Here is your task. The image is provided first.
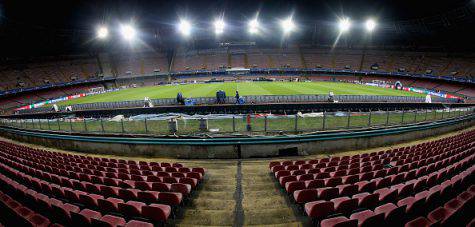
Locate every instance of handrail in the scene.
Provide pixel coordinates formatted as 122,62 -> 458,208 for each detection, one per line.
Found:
1,114 -> 473,146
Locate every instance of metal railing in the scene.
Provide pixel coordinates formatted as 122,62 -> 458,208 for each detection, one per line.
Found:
2,107 -> 474,137
17,94 -> 458,114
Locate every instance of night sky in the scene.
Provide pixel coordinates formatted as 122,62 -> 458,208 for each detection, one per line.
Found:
0,0 -> 474,56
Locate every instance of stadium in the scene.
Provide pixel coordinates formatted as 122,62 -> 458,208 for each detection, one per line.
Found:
0,0 -> 474,226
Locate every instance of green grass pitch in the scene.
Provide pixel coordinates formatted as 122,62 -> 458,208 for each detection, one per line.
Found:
59,81 -> 425,105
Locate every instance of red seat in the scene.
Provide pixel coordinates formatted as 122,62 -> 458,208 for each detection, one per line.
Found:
27,214 -> 51,227
118,201 -> 145,217
359,172 -> 374,181
285,181 -> 306,194
317,187 -> 339,200
100,185 -> 120,197
294,189 -> 318,204
392,183 -> 414,198
51,203 -> 80,224
350,210 -> 384,227
374,203 -> 405,225
98,197 -> 124,213
71,209 -> 102,225
146,175 -> 162,182
356,181 -> 376,193
171,183 -> 191,196
374,188 -> 397,204
125,220 -> 154,227
352,193 -> 379,209
391,173 -> 405,185
135,181 -> 152,191
291,169 -> 306,176
397,196 -> 425,216
297,173 -> 314,182
137,191 -> 159,203
404,217 -> 436,227
427,207 -> 455,225
152,182 -> 171,192
79,193 -> 104,208
92,215 -> 126,227
179,177 -> 198,188
325,177 -> 343,187
331,197 -> 358,215
185,172 -> 203,181
158,192 -> 183,206
119,188 -> 140,201
275,170 -> 290,179
337,184 -> 358,197
342,175 -> 359,184
142,204 -> 171,222
279,176 -> 297,187
305,179 -> 325,189
65,189 -> 87,203
191,167 -> 205,175
443,198 -> 464,211
321,216 -> 358,227
374,177 -> 391,189
304,200 -> 334,219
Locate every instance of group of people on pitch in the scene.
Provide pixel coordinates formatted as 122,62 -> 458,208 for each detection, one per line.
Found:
176,90 -> 242,105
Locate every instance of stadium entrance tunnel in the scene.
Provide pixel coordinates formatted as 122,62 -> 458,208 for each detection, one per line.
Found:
0,114 -> 474,159
278,147 -> 299,157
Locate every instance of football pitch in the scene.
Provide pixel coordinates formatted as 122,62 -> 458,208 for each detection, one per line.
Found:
59,81 -> 425,105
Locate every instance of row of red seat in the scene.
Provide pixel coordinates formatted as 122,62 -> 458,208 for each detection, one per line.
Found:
271,136 -> 470,175
303,154 -> 473,219
269,135 -> 468,170
405,184 -> 474,226
270,130 -> 475,226
0,151 -> 198,195
0,142 -> 204,179
274,133 -> 473,193
0,159 -> 172,226
289,146 -> 473,198
0,142 -> 205,195
278,139 -> 472,195
0,151 -> 187,205
0,142 -> 205,175
0,141 -> 208,226
0,172 -> 158,227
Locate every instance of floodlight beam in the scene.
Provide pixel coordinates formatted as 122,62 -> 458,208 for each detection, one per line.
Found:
280,17 -> 295,34
365,19 -> 376,32
97,26 -> 108,39
214,19 -> 225,35
178,19 -> 192,36
338,18 -> 351,33
248,19 -> 259,34
120,24 -> 136,41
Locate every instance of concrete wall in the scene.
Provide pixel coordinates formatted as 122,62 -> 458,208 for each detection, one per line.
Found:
1,118 -> 474,159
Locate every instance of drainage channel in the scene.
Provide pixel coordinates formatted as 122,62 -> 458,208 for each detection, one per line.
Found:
233,160 -> 244,227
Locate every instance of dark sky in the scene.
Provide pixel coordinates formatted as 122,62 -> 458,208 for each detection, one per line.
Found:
1,0 -> 472,30
0,0 -> 474,57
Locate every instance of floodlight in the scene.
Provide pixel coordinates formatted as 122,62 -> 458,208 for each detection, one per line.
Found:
248,19 -> 259,34
365,19 -> 376,32
280,17 -> 295,34
338,18 -> 351,33
120,24 -> 136,41
96,26 -> 108,39
214,19 -> 225,35
178,19 -> 192,36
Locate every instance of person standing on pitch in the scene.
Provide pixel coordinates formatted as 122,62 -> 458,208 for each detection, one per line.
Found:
235,90 -> 240,104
